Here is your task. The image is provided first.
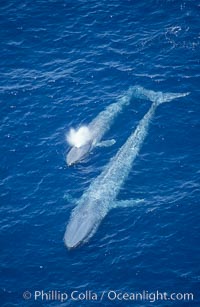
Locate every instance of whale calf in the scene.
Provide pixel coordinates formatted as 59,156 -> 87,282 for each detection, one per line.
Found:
64,86 -> 189,249
66,87 -> 136,166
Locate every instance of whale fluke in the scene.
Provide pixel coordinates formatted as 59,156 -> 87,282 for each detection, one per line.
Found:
132,86 -> 190,105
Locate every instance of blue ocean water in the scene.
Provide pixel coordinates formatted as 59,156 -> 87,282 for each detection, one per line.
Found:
0,0 -> 199,306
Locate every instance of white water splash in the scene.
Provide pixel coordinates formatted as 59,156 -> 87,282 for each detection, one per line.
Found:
66,126 -> 92,148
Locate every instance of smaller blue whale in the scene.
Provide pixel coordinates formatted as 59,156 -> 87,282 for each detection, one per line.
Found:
66,87 -> 135,165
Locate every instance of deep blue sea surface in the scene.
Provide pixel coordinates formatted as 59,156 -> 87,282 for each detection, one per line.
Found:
0,0 -> 199,306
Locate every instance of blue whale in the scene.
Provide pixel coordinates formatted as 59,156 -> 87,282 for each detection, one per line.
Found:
66,87 -> 135,165
64,86 -> 189,249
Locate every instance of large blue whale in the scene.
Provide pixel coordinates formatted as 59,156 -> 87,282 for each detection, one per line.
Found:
66,87 -> 136,165
64,86 -> 189,249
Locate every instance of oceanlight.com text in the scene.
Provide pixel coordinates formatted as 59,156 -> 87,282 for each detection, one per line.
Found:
23,289 -> 194,303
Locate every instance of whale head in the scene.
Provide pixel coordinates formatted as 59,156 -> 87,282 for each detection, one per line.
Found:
66,143 -> 92,166
64,204 -> 100,249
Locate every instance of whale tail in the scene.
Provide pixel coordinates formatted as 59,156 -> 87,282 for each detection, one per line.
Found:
132,86 -> 190,106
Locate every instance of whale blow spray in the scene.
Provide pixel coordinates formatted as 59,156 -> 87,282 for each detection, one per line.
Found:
66,126 -> 92,148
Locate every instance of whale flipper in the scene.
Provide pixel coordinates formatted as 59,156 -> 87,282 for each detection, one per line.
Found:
63,193 -> 78,204
112,198 -> 145,209
96,139 -> 116,147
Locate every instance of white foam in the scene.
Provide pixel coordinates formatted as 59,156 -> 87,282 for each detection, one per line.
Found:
66,126 -> 92,148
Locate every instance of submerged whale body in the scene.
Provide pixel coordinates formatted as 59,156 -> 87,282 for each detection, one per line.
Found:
64,86 -> 189,249
66,87 -> 135,166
